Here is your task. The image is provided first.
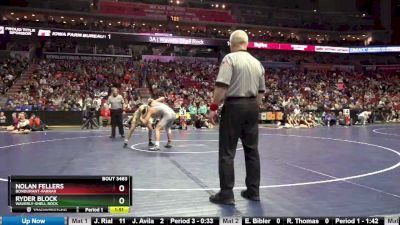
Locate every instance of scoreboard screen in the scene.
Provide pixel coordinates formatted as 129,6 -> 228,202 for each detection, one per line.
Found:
168,16 -> 181,22
8,176 -> 132,213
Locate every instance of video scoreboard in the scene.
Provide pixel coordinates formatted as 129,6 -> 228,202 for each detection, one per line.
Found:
0,217 -> 398,225
8,176 -> 132,213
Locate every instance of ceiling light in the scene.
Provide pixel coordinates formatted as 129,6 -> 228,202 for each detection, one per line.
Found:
32,14 -> 35,17
61,16 -> 64,19
222,4 -> 225,8
35,19 -> 39,22
80,17 -> 83,20
71,19 -> 75,22
142,23 -> 145,26
159,24 -> 162,27
100,20 -> 103,23
10,12 -> 14,15
16,18 -> 19,20
118,21 -> 121,24
109,23 -> 112,26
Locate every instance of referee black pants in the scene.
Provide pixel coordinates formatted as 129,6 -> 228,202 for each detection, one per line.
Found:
111,109 -> 124,137
219,98 -> 260,198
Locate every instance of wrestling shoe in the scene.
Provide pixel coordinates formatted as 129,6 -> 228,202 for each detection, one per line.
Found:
149,145 -> 160,151
148,141 -> 155,147
164,143 -> 173,148
123,143 -> 128,148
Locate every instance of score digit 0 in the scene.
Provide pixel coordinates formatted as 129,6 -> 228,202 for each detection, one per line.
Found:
119,197 -> 125,205
119,185 -> 125,192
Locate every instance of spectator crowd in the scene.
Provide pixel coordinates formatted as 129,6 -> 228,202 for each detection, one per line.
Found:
4,59 -> 141,112
0,56 -> 28,95
1,57 -> 400,129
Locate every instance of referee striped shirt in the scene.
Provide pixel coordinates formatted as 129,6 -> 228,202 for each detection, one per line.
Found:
216,51 -> 266,97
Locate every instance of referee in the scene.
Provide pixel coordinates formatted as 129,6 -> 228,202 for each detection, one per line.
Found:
108,88 -> 125,138
208,30 -> 266,205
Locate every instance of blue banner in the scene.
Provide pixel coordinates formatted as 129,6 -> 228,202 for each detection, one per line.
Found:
2,217 -> 65,225
350,46 -> 400,53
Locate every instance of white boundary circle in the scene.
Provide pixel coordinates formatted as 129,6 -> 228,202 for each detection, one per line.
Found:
372,127 -> 400,137
0,133 -> 398,191
131,134 -> 400,191
130,140 -> 243,154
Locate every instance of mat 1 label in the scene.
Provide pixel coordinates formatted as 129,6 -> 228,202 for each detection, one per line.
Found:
68,217 -> 91,225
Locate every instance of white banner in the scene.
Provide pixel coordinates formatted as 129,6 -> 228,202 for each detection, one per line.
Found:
315,46 -> 350,54
45,53 -> 131,61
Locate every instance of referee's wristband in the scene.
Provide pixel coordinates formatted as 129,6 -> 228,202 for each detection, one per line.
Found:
209,103 -> 218,112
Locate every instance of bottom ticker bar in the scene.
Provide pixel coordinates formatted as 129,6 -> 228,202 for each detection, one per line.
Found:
91,217 -> 219,225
